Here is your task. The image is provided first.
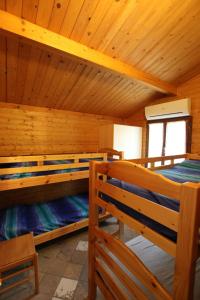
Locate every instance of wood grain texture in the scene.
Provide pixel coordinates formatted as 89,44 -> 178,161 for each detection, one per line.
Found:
0,179 -> 88,209
0,9 -> 177,94
0,33 -> 161,117
178,75 -> 200,154
0,102 -> 124,156
0,0 -> 199,117
2,0 -> 199,84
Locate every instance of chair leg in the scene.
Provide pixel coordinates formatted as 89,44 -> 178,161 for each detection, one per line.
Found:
33,254 -> 39,294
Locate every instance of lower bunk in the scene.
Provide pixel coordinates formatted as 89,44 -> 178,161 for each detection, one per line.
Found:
101,235 -> 200,300
88,154 -> 200,300
0,192 -> 109,245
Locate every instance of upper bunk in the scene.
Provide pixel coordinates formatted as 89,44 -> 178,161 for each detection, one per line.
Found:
0,152 -> 107,191
0,148 -> 124,191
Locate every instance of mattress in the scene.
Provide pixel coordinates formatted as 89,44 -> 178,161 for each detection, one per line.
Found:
102,160 -> 200,242
0,193 -> 89,241
103,235 -> 200,300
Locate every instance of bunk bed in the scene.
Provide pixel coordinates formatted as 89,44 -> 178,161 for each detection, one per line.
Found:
88,153 -> 200,300
0,152 -> 109,245
0,149 -> 123,245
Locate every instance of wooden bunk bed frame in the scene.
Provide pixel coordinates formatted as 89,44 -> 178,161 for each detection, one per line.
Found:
0,152 -> 107,191
0,152 -> 110,245
98,148 -> 124,160
88,153 -> 200,300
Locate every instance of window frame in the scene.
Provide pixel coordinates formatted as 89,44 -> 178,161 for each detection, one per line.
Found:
146,116 -> 192,157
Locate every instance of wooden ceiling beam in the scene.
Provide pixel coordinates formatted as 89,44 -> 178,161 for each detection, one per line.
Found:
0,9 -> 177,95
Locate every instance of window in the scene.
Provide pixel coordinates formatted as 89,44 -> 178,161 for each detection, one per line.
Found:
147,117 -> 192,158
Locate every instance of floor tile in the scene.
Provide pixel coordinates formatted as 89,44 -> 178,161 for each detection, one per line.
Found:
57,248 -> 74,263
32,293 -> 52,299
72,281 -> 88,300
38,243 -> 60,259
47,257 -> 68,277
79,262 -> 88,282
39,274 -> 61,296
39,252 -> 68,276
63,263 -> 83,280
76,241 -> 88,251
75,231 -> 88,241
54,278 -> 78,300
58,236 -> 80,252
39,271 -> 45,282
70,250 -> 88,265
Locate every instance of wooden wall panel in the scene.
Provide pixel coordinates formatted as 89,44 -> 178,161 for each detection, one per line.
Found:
178,75 -> 200,154
0,179 -> 88,209
0,102 -> 124,156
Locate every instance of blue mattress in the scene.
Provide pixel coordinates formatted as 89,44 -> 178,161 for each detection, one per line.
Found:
102,160 -> 200,242
0,193 -> 89,241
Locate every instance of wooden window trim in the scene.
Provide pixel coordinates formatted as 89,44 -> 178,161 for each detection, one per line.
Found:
146,116 -> 192,157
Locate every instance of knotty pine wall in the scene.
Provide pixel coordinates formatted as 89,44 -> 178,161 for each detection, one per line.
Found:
178,75 -> 200,154
0,102 -> 125,156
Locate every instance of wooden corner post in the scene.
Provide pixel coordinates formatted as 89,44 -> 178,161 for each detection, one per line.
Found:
88,161 -> 99,300
174,183 -> 200,300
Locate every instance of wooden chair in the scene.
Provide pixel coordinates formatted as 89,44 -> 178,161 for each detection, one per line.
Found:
0,233 -> 39,297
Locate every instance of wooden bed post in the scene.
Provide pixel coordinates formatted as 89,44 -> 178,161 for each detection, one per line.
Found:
174,183 -> 200,300
88,161 -> 99,300
120,151 -> 124,160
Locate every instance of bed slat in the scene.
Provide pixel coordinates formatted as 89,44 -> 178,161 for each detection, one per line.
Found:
95,273 -> 116,300
0,162 -> 89,175
95,226 -> 172,300
0,152 -> 106,163
106,161 -> 181,200
129,154 -> 187,165
0,171 -> 89,191
95,196 -> 176,256
96,179 -> 179,231
96,242 -> 148,300
95,260 -> 127,300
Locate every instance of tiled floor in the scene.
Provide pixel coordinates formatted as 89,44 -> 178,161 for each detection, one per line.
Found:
0,219 -> 137,300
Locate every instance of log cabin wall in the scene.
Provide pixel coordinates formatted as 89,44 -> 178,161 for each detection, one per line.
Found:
0,102 -> 124,156
178,75 -> 200,154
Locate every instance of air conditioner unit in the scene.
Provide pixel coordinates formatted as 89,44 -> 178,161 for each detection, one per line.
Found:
145,98 -> 191,120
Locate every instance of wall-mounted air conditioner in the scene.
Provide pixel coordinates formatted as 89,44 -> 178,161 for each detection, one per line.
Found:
145,98 -> 191,120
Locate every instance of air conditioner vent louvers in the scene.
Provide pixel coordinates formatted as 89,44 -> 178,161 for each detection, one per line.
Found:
149,112 -> 184,118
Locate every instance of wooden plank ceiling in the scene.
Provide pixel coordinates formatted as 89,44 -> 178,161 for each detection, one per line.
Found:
0,0 -> 200,118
